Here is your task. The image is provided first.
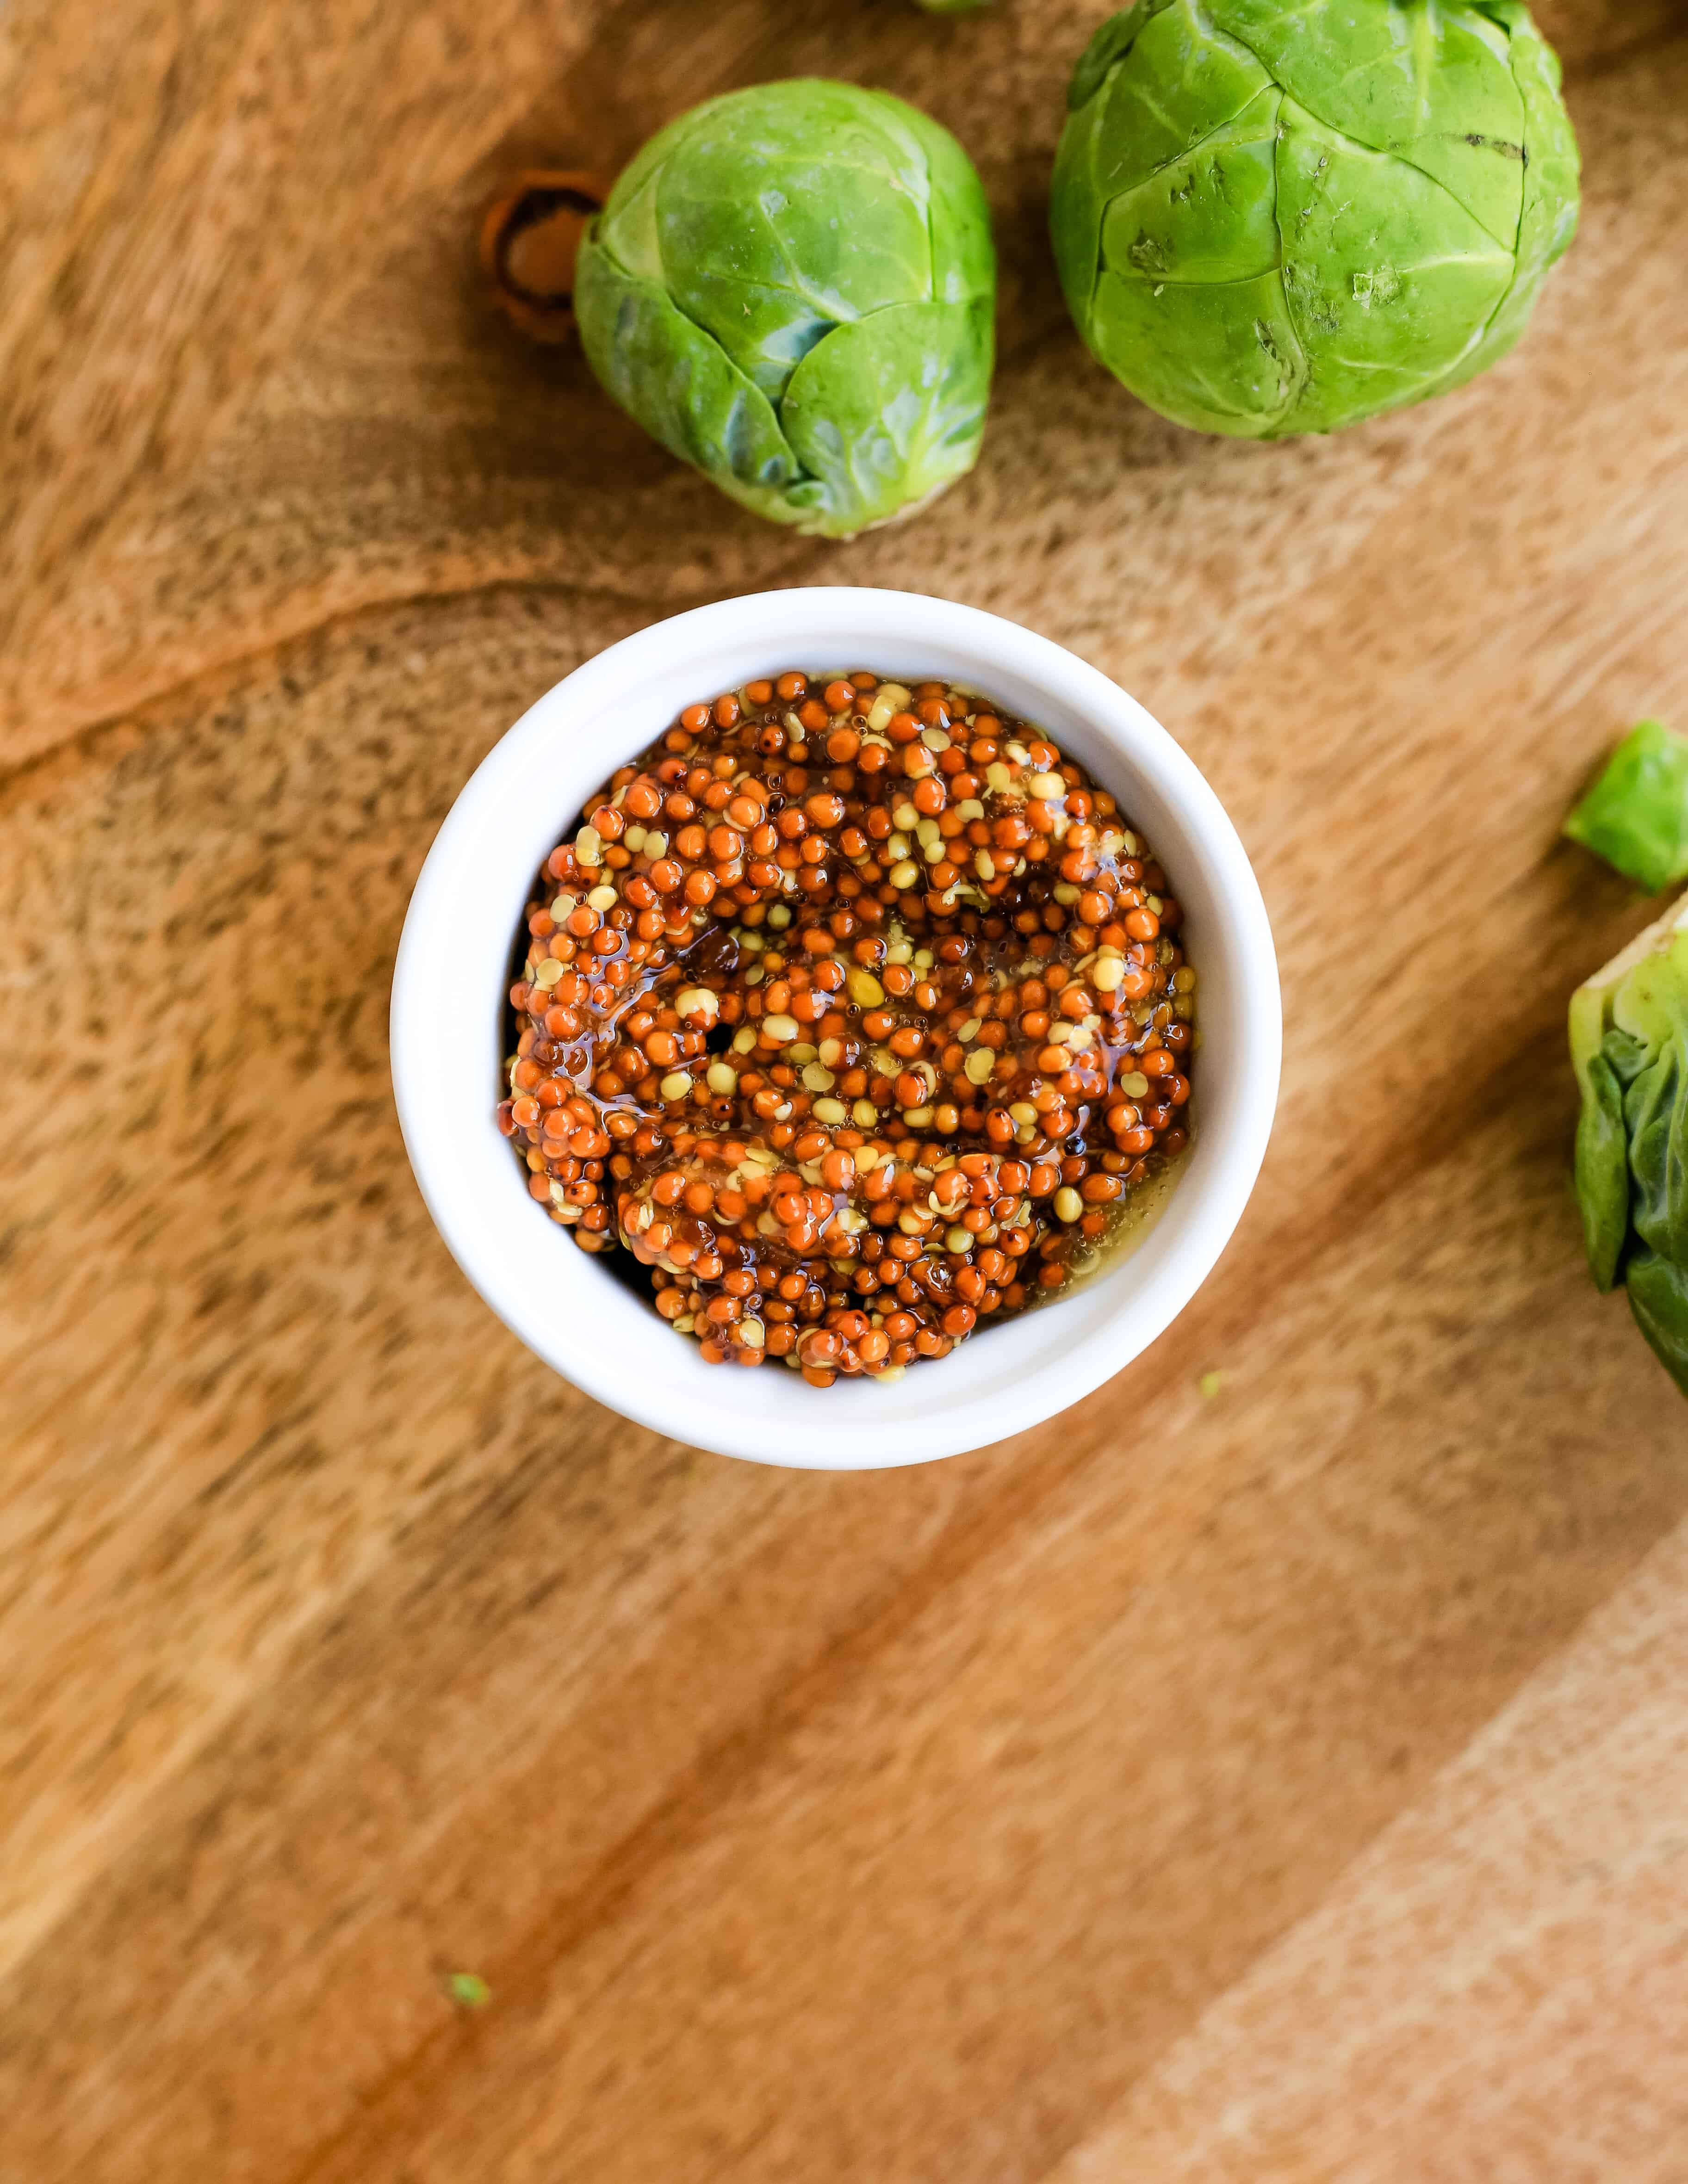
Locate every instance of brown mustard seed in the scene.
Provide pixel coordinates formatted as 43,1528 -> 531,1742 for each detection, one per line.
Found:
496,672 -> 1197,1381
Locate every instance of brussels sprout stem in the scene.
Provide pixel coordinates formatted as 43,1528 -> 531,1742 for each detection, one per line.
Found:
481,170 -> 612,343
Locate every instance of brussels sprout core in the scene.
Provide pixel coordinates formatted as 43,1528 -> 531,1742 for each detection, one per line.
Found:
1051,0 -> 1580,438
576,80 -> 996,538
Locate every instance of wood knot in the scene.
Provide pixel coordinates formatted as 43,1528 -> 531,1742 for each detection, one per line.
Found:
480,170 -> 611,342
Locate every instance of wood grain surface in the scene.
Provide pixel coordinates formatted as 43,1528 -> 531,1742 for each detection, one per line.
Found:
4,3 -> 1688,2178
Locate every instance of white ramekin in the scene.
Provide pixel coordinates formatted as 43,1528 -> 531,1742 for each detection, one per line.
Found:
391,589 -> 1280,1468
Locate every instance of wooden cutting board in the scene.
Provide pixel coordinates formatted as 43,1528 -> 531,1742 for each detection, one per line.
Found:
4,3 -> 1687,2177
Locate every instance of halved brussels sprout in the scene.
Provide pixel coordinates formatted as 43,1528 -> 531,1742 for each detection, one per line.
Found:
1571,897 -> 1688,1398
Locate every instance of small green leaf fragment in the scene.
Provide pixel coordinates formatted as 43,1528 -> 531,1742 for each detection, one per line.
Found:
1564,720 -> 1688,894
446,1971 -> 492,2009
1198,1370 -> 1225,1399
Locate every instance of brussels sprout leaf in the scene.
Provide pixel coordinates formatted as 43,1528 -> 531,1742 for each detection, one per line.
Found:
1573,1040 -> 1631,1292
575,247 -> 801,519
781,299 -> 992,535
1624,1251 -> 1688,1395
1068,4 -> 1153,113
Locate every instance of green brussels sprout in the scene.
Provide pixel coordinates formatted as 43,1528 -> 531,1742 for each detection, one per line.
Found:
1571,897 -> 1688,1398
575,80 -> 995,537
1050,0 -> 1579,438
1564,721 -> 1688,896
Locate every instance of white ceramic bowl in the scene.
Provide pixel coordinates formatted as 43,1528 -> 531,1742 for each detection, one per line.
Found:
391,588 -> 1279,1468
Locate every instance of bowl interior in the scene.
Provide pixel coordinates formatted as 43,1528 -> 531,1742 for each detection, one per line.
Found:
391,591 -> 1278,1467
